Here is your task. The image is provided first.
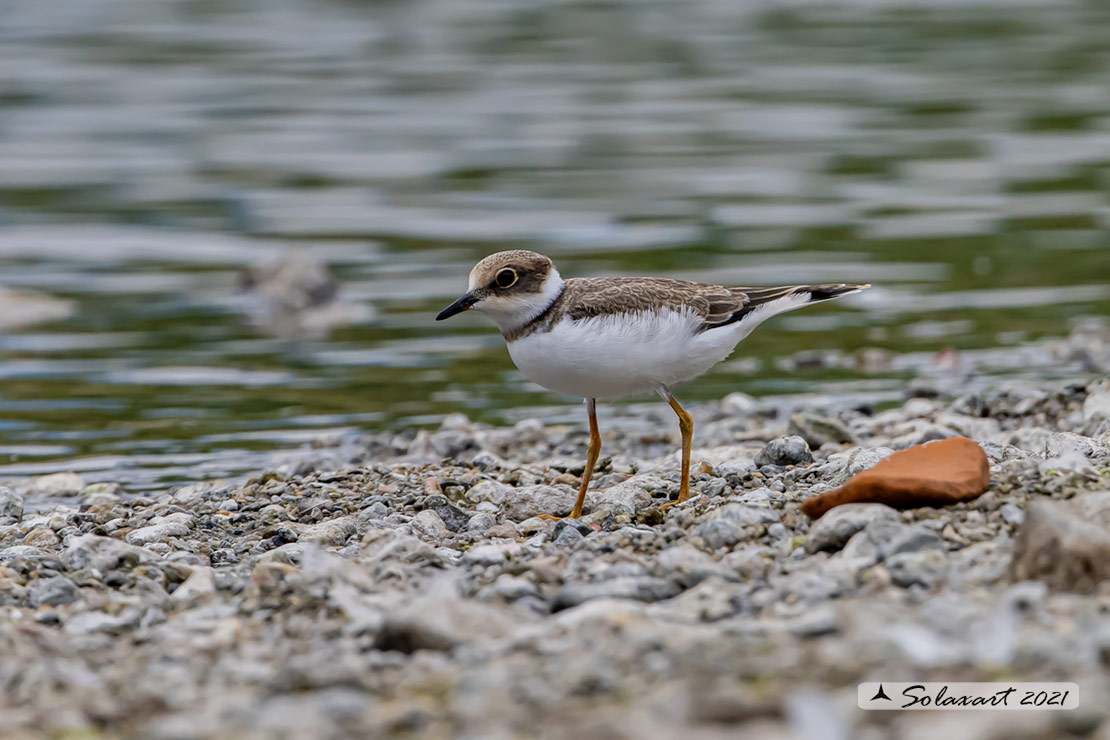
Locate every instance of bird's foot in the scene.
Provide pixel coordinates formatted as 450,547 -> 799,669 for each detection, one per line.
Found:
538,511 -> 582,521
661,494 -> 701,512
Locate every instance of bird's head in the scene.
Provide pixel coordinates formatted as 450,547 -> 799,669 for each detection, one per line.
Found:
436,250 -> 564,332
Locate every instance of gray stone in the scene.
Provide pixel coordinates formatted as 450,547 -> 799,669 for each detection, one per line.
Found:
257,504 -> 293,524
692,504 -> 778,550
170,481 -> 229,505
517,516 -> 554,536
126,520 -> 190,546
1071,491 -> 1110,528
429,429 -> 478,459
721,392 -> 759,417
170,567 -> 217,602
950,539 -> 1012,587
466,481 -> 577,522
64,609 -> 141,635
788,413 -> 854,449
487,574 -> 540,602
837,446 -> 896,483
785,604 -> 839,636
422,494 -> 470,532
470,451 -> 506,472
878,523 -> 946,559
29,576 -> 78,607
592,475 -> 662,512
361,502 -> 390,520
553,525 -> 584,548
257,542 -> 305,565
465,512 -> 496,533
81,484 -> 122,507
461,542 -> 522,567
756,436 -> 813,467
890,424 -> 959,450
652,576 -> 744,622
23,527 -> 60,548
511,418 -> 546,444
1010,500 -> 1110,592
64,535 -> 156,571
772,562 -> 849,604
375,595 -> 516,653
836,527 -> 882,565
654,544 -> 732,588
209,547 -> 240,566
1000,503 -> 1025,526
1082,381 -> 1110,428
552,577 -> 681,612
29,472 -> 85,497
700,478 -> 728,499
1008,428 -> 1106,460
300,516 -> 358,546
732,487 -> 774,504
0,487 -> 23,524
806,504 -> 901,553
887,550 -> 948,588
410,509 -> 449,540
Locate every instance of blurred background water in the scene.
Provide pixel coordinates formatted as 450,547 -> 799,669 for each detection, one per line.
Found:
0,0 -> 1107,491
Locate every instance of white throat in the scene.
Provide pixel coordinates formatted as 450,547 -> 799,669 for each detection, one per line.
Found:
476,268 -> 564,334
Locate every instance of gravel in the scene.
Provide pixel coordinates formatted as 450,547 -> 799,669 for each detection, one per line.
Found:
1,378 -> 1109,737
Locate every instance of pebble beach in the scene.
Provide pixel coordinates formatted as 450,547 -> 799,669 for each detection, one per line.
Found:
2,322 -> 1110,739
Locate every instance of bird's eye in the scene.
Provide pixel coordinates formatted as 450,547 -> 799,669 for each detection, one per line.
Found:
495,269 -> 518,288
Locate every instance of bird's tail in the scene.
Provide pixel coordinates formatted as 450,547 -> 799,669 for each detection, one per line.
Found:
708,282 -> 870,336
798,283 -> 871,302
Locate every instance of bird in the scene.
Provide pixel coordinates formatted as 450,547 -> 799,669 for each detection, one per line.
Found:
436,250 -> 868,519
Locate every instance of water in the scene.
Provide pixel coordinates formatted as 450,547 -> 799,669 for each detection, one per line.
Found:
0,0 -> 1107,491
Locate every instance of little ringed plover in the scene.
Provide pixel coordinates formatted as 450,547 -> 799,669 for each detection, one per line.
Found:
437,250 -> 868,518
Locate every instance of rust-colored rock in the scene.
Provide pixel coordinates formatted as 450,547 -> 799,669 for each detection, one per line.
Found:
802,437 -> 990,519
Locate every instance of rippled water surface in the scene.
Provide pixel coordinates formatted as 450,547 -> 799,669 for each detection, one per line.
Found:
1,0 -> 1108,490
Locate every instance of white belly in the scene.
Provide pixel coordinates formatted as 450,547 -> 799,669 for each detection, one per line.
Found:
506,309 -> 746,399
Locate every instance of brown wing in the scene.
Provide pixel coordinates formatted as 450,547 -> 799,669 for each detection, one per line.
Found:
562,278 -> 866,332
561,278 -> 730,322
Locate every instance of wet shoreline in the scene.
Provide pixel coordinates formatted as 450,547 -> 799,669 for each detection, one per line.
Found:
2,367 -> 1109,737
4,0 -> 1110,489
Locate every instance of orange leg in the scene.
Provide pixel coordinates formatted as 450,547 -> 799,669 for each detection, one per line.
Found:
661,393 -> 693,510
540,398 -> 600,519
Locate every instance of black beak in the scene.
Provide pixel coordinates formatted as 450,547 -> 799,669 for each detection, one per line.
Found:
436,292 -> 478,321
